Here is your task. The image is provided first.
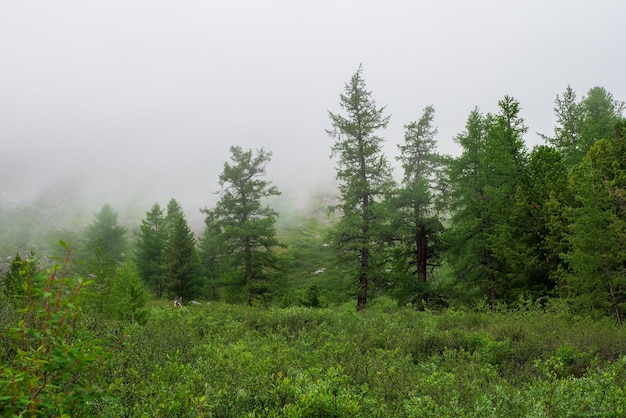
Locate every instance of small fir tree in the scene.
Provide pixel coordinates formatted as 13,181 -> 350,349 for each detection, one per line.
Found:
164,199 -> 202,301
135,203 -> 167,297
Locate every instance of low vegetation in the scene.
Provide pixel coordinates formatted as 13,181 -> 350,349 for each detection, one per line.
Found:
1,251 -> 625,417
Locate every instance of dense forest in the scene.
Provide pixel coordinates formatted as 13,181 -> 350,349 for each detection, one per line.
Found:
2,67 -> 626,416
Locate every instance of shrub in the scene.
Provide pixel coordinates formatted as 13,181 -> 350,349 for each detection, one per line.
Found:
0,244 -> 111,417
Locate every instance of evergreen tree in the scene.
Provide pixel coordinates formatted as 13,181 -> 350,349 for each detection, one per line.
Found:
391,105 -> 445,304
563,121 -> 626,324
164,199 -> 202,301
2,252 -> 37,307
580,87 -> 625,155
135,203 -> 167,297
110,260 -> 148,325
84,204 -> 128,313
540,85 -> 582,166
84,204 -> 128,265
327,65 -> 395,310
201,147 -> 282,305
499,146 -> 568,301
542,86 -> 624,167
198,211 -> 222,300
446,97 -> 528,308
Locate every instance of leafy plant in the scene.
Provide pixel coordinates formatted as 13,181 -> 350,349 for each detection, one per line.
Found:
0,242 -> 111,417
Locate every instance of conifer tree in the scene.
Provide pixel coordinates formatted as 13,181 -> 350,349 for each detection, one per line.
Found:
198,211 -> 222,300
163,199 -> 202,301
498,146 -> 568,300
563,121 -> 626,324
85,203 -> 127,265
135,203 -> 167,297
387,106 -> 445,305
542,86 -> 624,167
84,204 -> 128,313
327,65 -> 395,310
111,260 -> 149,325
446,97 -> 528,308
201,147 -> 281,305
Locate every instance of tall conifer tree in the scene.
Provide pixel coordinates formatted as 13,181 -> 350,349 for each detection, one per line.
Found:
563,122 -> 626,324
327,65 -> 395,310
388,106 -> 445,306
446,97 -> 528,307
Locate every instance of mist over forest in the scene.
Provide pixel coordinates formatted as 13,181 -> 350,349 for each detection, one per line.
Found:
3,2 -> 626,415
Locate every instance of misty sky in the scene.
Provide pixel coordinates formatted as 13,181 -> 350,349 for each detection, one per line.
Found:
1,1 -> 625,219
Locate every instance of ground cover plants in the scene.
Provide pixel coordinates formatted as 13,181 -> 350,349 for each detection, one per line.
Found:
88,299 -> 626,416
5,281 -> 625,417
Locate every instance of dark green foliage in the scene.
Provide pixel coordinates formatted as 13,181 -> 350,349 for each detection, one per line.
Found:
134,203 -> 167,297
201,146 -> 282,305
562,122 -> 626,324
164,198 -> 202,301
446,97 -> 528,307
327,65 -> 395,310
497,146 -> 569,301
390,105 -> 446,304
2,252 -> 37,306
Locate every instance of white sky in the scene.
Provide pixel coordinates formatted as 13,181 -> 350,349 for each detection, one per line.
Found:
1,1 -> 625,219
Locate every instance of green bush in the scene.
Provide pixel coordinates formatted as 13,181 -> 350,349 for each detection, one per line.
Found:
5,288 -> 625,416
0,245 -> 111,417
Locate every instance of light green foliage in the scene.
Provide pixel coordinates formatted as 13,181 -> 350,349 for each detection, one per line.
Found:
0,246 -> 110,417
327,65 -> 395,310
83,204 -> 129,314
278,214 -> 353,307
198,210 -> 222,300
201,146 -> 282,305
542,85 -> 624,167
110,261 -> 149,325
78,301 -> 626,417
85,203 -> 128,266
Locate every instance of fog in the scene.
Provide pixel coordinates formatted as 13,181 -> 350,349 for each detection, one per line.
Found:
1,1 -> 625,228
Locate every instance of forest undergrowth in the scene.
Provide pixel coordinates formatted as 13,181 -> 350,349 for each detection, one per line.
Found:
3,285 -> 626,417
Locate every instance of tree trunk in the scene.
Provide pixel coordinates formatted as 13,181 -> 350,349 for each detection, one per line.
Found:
416,224 -> 428,283
482,249 -> 498,310
357,246 -> 369,311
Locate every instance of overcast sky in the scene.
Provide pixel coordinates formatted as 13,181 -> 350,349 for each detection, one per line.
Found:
1,1 -> 625,220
